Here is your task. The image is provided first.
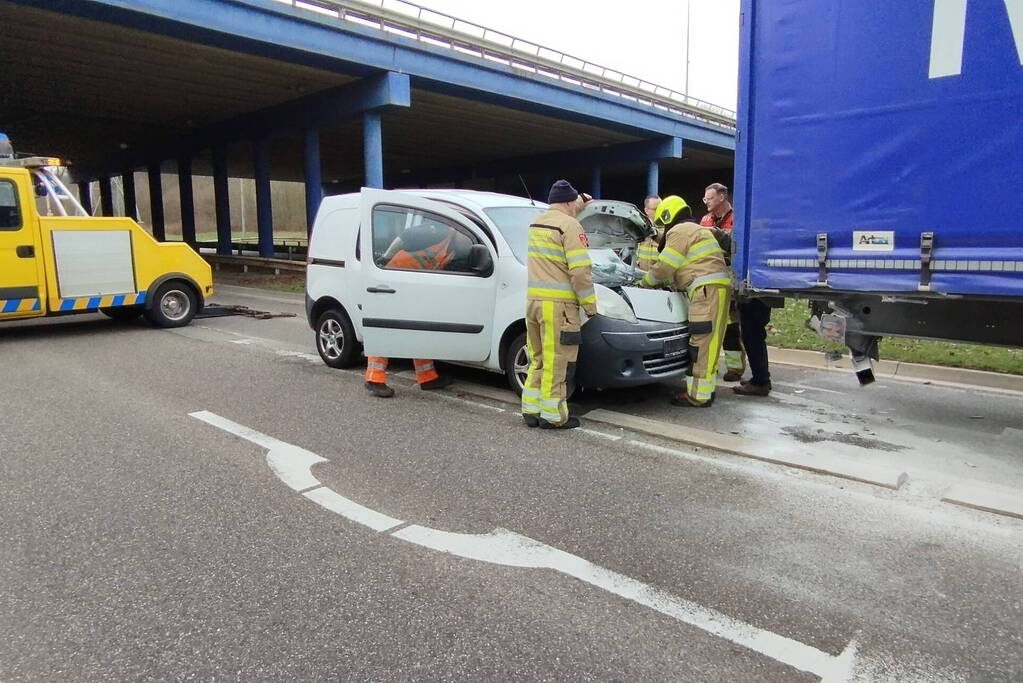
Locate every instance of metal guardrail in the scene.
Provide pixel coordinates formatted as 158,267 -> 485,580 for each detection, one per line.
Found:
204,253 -> 307,274
271,0 -> 737,129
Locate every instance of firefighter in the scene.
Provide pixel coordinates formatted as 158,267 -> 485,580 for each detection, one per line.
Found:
639,195 -> 731,407
521,180 -> 596,430
635,194 -> 662,271
700,182 -> 745,382
364,220 -> 467,397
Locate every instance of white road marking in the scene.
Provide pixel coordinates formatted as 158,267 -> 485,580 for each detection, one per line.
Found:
430,392 -> 506,413
192,410 -> 862,682
577,427 -> 624,441
229,339 -> 254,345
275,350 -> 322,364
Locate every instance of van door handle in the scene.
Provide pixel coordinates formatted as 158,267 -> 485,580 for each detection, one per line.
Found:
366,286 -> 396,294
16,245 -> 34,258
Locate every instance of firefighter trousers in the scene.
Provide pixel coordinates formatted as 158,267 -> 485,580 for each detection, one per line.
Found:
521,300 -> 581,425
685,284 -> 731,405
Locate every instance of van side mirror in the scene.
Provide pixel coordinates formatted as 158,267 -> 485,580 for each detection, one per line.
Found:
468,244 -> 494,276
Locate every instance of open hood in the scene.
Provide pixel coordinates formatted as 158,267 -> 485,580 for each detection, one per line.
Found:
577,200 -> 654,249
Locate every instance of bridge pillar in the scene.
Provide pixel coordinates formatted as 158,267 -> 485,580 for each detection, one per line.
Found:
148,164 -> 165,241
363,111 -> 383,189
77,182 -> 93,215
254,138 -> 274,258
178,154 -> 196,246
122,170 -> 138,220
304,127 -> 322,235
213,145 -> 232,256
99,177 -> 114,216
646,160 -> 659,197
590,167 -> 602,199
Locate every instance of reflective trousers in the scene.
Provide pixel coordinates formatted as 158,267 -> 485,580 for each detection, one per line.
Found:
365,357 -> 439,385
685,284 -> 731,404
521,300 -> 581,426
722,302 -> 746,374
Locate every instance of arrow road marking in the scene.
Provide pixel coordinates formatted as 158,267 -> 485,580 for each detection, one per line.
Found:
191,410 -> 860,682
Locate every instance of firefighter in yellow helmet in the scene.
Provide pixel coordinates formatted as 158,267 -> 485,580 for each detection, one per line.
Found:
521,180 -> 597,430
638,195 -> 731,407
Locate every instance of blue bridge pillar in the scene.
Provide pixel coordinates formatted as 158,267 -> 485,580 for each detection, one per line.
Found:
178,154 -> 196,246
77,182 -> 93,215
253,138 -> 274,258
646,161 -> 659,198
304,127 -> 322,235
363,111 -> 383,189
148,164 -> 165,241
122,170 -> 138,220
213,145 -> 232,255
99,177 -> 114,216
590,166 -> 602,199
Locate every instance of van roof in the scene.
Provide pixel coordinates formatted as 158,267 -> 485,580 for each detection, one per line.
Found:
320,188 -> 545,213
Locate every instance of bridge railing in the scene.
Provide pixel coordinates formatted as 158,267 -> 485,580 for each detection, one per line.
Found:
271,0 -> 737,130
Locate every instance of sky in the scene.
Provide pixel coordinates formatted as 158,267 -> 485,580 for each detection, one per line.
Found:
402,0 -> 741,111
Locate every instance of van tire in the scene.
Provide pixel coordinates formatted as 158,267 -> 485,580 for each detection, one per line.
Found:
316,308 -> 359,368
503,331 -> 576,398
145,281 -> 197,328
100,306 -> 142,322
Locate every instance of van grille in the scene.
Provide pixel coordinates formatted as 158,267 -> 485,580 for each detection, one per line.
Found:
647,326 -> 687,341
643,352 -> 689,377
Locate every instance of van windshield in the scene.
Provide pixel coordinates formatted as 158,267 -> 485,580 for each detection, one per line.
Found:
483,206 -> 544,264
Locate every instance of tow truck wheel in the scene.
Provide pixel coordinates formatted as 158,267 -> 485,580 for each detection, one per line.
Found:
316,308 -> 359,369
100,306 -> 142,322
145,281 -> 197,328
503,332 -> 577,398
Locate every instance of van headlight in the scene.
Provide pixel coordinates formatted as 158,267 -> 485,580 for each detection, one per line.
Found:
594,284 -> 638,323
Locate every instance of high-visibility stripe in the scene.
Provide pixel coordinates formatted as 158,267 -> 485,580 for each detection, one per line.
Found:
659,247 -> 685,268
522,334 -> 539,415
724,350 -> 745,371
540,301 -> 557,415
641,270 -> 666,287
681,240 -> 724,266
687,273 -> 731,296
528,245 -> 568,261
577,287 -> 596,306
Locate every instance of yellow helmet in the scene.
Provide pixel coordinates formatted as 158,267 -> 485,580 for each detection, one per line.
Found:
653,195 -> 690,227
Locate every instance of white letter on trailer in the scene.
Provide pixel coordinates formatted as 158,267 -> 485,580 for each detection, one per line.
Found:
930,0 -> 1023,78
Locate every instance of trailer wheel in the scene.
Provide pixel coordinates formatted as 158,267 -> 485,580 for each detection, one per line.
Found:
145,281 -> 197,328
100,306 -> 142,322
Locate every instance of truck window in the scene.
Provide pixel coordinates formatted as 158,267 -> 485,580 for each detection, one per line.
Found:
372,205 -> 480,274
0,180 -> 21,230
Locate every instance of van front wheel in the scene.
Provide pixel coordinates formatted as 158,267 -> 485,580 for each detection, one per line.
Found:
504,331 -> 577,398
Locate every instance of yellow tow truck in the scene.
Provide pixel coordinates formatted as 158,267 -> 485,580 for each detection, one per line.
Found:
0,137 -> 212,327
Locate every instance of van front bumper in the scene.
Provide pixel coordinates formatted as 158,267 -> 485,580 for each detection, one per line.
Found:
576,315 -> 689,389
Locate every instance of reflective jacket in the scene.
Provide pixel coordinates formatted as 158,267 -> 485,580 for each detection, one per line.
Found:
636,234 -> 661,271
641,221 -> 730,295
388,234 -> 453,270
526,208 -> 597,316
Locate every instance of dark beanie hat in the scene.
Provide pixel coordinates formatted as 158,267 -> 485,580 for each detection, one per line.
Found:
547,179 -> 579,204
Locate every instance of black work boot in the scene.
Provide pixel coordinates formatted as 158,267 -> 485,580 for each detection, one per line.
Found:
522,414 -> 540,428
722,370 -> 744,383
419,376 -> 452,391
365,382 -> 395,398
733,380 -> 771,397
539,416 -> 581,430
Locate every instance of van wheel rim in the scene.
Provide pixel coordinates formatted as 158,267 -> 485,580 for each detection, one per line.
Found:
513,345 -> 529,390
319,319 -> 343,360
161,290 -> 190,321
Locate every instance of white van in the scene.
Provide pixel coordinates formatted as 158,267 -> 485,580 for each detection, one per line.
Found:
305,188 -> 690,392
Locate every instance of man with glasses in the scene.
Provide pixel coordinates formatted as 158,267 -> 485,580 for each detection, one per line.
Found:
701,183 -> 745,384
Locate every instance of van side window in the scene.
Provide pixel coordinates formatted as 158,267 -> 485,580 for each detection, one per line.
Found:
0,180 -> 21,230
372,205 -> 479,274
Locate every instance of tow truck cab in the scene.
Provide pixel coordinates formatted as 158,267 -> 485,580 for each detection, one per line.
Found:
0,150 -> 211,327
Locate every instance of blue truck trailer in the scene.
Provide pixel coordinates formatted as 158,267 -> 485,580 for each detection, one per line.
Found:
733,0 -> 1023,382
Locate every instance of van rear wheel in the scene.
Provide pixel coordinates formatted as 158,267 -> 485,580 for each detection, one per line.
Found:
316,308 -> 359,368
145,281 -> 197,328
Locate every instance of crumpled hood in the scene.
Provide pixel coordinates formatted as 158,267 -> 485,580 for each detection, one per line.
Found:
577,200 -> 654,249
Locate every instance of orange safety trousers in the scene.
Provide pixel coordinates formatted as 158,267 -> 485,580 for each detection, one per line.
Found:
365,357 -> 439,385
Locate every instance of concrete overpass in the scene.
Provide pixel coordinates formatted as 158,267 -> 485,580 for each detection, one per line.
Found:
1,0 -> 736,256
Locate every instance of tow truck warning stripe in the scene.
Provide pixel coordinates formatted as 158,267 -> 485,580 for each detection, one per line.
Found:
57,291 -> 147,312
0,298 -> 41,314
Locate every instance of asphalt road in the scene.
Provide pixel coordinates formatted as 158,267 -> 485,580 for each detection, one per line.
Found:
1,288 -> 1021,682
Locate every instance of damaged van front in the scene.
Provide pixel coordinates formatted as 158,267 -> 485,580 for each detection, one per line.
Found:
573,200 -> 690,388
